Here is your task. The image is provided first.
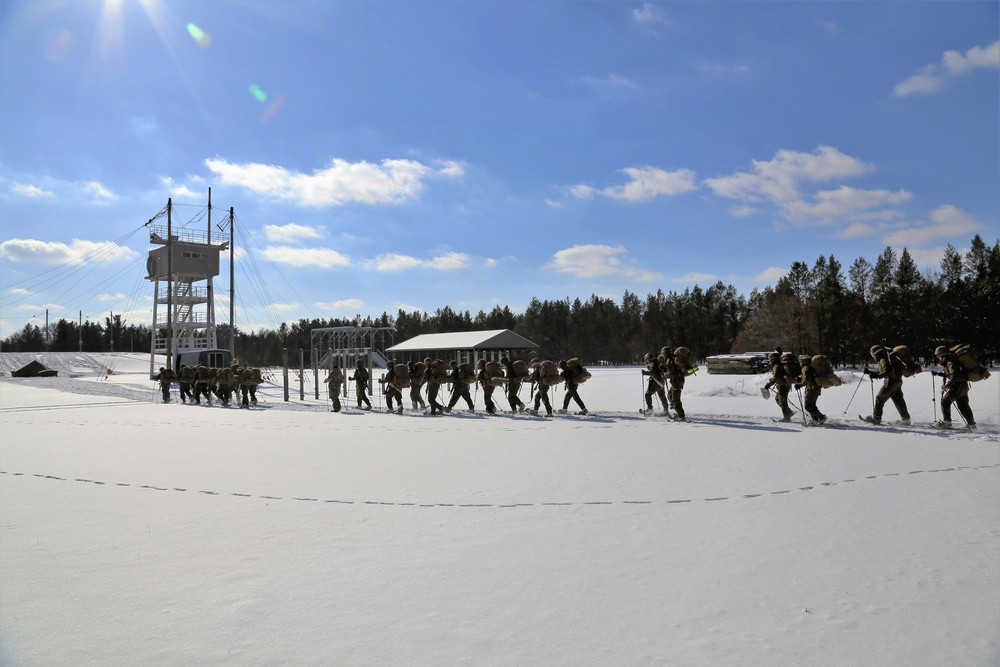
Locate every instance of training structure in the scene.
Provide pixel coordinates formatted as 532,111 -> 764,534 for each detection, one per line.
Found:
385,329 -> 539,366
310,326 -> 395,400
145,192 -> 233,379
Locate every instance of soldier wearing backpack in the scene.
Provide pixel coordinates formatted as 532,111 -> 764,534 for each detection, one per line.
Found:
382,361 -> 404,414
558,359 -> 588,415
325,364 -> 344,412
797,356 -> 827,424
423,358 -> 447,415
349,359 -> 373,411
178,363 -> 195,403
661,347 -> 687,422
763,349 -> 795,422
408,360 -> 427,412
477,359 -> 499,414
862,344 -> 911,425
641,352 -> 668,415
154,365 -> 176,403
501,357 -> 527,413
528,359 -> 554,416
932,346 -> 977,430
446,360 -> 475,413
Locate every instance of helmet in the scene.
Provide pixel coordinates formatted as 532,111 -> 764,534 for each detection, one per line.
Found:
768,352 -> 779,364
644,353 -> 653,362
934,345 -> 949,358
530,358 -> 539,367
356,359 -> 364,367
870,345 -> 883,359
477,359 -> 486,368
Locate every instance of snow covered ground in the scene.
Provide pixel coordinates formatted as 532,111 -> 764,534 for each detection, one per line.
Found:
1,352 -> 998,666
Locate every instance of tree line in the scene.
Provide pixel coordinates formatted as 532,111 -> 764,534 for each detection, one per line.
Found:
4,235 -> 997,368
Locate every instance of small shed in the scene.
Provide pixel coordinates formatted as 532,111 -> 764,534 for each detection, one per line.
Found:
385,329 -> 539,365
706,353 -> 770,375
12,360 -> 58,377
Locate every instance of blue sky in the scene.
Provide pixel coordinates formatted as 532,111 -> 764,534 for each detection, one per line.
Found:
1,0 -> 997,339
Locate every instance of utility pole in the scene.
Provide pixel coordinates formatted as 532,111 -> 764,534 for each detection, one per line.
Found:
229,207 -> 235,360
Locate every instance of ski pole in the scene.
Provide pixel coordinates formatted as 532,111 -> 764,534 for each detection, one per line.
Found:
931,372 -> 937,422
795,386 -> 808,425
843,371 -> 864,414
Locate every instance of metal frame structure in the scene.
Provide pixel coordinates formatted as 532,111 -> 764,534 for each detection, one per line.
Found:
310,326 -> 395,400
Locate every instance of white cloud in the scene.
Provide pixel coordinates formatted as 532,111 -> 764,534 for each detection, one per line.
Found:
694,62 -> 750,75
269,302 -> 300,313
633,2 -> 670,28
881,205 -> 984,246
893,40 -> 1000,97
904,246 -> 950,268
393,302 -> 425,314
367,253 -> 424,272
317,298 -> 364,310
263,224 -> 324,242
261,246 -> 351,269
568,167 -> 698,202
98,293 -> 127,302
835,222 -> 880,240
729,205 -> 759,217
752,267 -> 788,283
704,146 -> 916,230
205,156 -> 460,208
0,238 -> 137,264
159,176 -> 199,199
544,244 -> 661,281
426,252 -> 472,270
12,183 -> 53,198
83,180 -> 117,203
365,252 -> 477,272
674,272 -> 718,284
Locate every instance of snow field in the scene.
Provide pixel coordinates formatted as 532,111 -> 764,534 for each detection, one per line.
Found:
1,354 -> 997,666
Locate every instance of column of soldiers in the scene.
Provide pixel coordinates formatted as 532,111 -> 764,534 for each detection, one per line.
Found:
154,362 -> 264,408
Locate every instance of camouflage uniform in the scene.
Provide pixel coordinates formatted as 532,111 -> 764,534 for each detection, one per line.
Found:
765,352 -> 794,422
477,359 -> 498,414
864,346 -> 910,424
446,361 -> 474,412
662,350 -> 686,421
559,360 -> 588,414
501,357 -> 526,413
529,359 -> 553,416
935,347 -> 975,428
154,366 -> 176,403
349,360 -> 372,410
383,362 -> 403,413
325,366 -> 344,412
800,363 -> 826,423
642,352 -> 668,413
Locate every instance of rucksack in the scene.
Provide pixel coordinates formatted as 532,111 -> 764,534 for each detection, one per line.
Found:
538,360 -> 562,386
457,362 -> 476,385
391,363 -> 411,389
809,354 -> 843,388
949,344 -> 992,382
410,362 -> 426,386
889,345 -> 922,378
673,347 -> 699,375
780,352 -> 801,381
566,357 -> 592,383
512,360 -> 531,381
430,360 -> 449,384
484,361 -> 506,388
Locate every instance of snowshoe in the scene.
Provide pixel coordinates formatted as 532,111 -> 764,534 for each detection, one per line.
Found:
931,420 -> 952,429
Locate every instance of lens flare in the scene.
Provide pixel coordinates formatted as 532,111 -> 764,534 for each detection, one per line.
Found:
249,84 -> 267,102
260,95 -> 287,123
186,23 -> 211,48
46,29 -> 75,61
